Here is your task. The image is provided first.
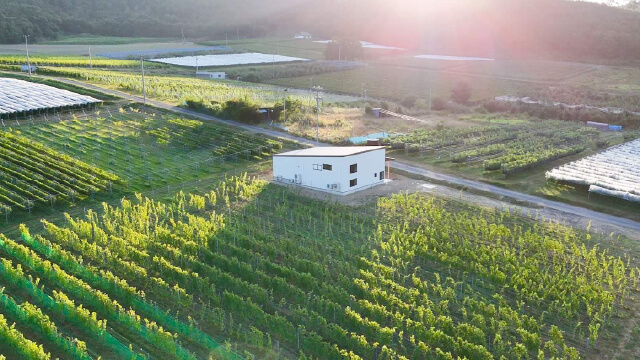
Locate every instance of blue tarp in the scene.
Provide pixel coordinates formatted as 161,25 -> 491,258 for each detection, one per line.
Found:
349,132 -> 399,144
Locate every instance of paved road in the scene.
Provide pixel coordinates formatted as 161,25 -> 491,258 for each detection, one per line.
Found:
40,75 -> 640,233
392,161 -> 640,232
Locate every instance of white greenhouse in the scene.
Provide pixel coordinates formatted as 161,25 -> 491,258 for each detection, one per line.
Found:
149,53 -> 308,67
546,138 -> 640,202
273,146 -> 388,195
0,78 -> 100,116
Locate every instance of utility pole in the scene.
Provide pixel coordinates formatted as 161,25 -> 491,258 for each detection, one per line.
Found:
427,73 -> 432,112
283,88 -> 288,122
313,86 -> 323,144
309,77 -> 313,92
141,56 -> 146,113
181,28 -> 186,43
24,35 -> 31,76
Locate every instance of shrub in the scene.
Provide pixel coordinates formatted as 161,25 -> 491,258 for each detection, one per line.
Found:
432,97 -> 448,111
451,81 -> 472,103
483,100 -> 511,113
400,96 -> 417,108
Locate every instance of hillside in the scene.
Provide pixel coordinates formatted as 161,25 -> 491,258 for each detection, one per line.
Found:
1,0 -> 640,62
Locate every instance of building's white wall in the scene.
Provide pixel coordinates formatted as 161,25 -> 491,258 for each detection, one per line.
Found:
340,149 -> 386,194
273,149 -> 385,195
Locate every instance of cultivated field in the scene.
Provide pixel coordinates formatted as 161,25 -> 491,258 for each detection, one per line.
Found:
23,67 -> 356,106
0,55 -> 142,68
2,42 -> 640,359
547,138 -> 640,202
389,120 -> 607,175
0,130 -> 117,212
15,106 -> 284,192
1,175 -> 637,359
0,78 -> 99,116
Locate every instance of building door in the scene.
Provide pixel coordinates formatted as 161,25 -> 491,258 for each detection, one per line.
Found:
379,171 -> 385,180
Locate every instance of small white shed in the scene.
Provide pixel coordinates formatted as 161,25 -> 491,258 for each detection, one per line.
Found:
273,146 -> 387,195
196,71 -> 227,79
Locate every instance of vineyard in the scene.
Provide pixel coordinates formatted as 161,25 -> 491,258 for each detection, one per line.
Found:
0,55 -> 145,68
14,106 -> 284,191
19,66 -> 354,106
0,175 -> 635,359
0,129 -> 117,212
389,120 -> 614,175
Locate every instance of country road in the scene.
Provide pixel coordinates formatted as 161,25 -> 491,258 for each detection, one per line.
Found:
28,74 -> 640,234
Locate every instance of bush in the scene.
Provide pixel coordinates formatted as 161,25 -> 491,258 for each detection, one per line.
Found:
222,99 -> 260,124
364,103 -> 372,114
183,97 -> 260,124
482,100 -> 511,113
400,96 -> 417,109
431,97 -> 447,111
451,81 -> 472,104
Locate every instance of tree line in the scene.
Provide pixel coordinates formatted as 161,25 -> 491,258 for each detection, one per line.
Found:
2,0 -> 640,63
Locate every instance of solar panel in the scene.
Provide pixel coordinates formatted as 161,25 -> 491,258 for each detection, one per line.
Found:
0,78 -> 101,115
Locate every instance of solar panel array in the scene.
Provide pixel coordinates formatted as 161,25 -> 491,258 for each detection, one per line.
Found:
0,78 -> 100,115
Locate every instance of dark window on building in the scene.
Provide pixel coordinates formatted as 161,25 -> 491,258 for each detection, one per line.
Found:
374,173 -> 377,178
323,164 -> 332,171
380,171 -> 385,179
350,178 -> 357,187
350,164 -> 357,174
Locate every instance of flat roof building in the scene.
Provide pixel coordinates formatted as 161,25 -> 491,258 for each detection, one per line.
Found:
273,146 -> 387,195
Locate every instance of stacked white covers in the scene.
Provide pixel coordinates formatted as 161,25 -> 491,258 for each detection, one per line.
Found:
546,138 -> 640,202
0,78 -> 100,115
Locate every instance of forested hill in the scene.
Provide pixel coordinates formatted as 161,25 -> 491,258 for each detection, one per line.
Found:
1,0 -> 640,63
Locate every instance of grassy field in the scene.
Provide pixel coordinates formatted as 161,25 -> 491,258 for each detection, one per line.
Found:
268,64 -> 530,101
42,35 -> 179,45
201,38 -> 327,60
378,56 -> 597,81
0,42 -> 215,56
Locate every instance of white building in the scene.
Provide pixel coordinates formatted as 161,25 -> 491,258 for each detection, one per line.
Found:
196,71 -> 227,79
294,32 -> 313,39
273,146 -> 387,195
